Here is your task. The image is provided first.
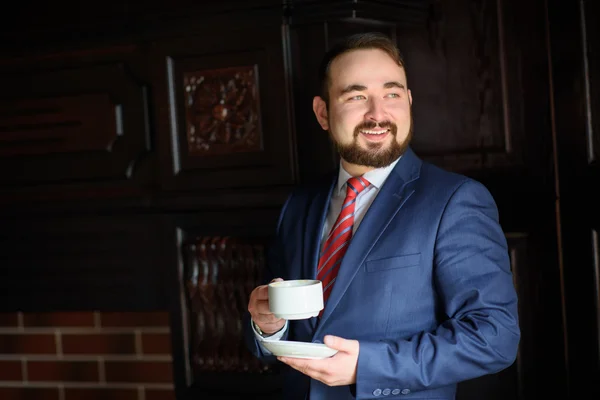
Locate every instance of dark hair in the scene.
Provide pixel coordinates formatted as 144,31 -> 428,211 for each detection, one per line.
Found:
318,32 -> 406,105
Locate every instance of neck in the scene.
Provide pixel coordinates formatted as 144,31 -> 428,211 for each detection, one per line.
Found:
341,159 -> 375,177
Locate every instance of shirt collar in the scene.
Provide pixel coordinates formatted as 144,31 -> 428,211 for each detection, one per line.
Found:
336,156 -> 402,195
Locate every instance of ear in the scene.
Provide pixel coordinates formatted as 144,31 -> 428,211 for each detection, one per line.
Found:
408,89 -> 413,106
312,96 -> 329,131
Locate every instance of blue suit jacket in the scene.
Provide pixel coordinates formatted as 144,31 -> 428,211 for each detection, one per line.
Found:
245,148 -> 520,399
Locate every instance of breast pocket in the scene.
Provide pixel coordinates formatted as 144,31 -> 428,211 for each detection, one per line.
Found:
365,253 -> 421,273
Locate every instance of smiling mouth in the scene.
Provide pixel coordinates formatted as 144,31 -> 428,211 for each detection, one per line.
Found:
359,129 -> 390,136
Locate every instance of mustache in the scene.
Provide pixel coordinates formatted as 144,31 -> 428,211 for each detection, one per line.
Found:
354,121 -> 396,135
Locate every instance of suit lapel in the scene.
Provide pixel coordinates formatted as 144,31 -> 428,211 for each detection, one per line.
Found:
303,176 -> 337,281
314,148 -> 422,332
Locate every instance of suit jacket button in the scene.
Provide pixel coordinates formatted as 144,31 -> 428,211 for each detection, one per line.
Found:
373,388 -> 382,396
401,389 -> 411,395
392,389 -> 401,395
382,388 -> 391,395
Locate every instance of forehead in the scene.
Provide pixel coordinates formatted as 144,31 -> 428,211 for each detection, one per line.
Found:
329,48 -> 406,89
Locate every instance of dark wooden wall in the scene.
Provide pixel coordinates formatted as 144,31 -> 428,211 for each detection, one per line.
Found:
0,0 -> 598,399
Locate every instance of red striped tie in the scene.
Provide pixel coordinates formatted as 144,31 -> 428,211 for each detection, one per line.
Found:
317,176 -> 370,315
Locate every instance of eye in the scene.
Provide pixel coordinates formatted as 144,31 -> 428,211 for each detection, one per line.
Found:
348,95 -> 366,101
386,93 -> 400,98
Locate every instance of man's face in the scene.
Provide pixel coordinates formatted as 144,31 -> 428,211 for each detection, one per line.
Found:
313,48 -> 413,175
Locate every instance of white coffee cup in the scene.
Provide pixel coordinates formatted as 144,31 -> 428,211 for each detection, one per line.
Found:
268,279 -> 324,320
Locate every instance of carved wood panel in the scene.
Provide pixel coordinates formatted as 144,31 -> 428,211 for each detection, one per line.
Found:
184,66 -> 262,156
151,22 -> 296,191
169,208 -> 284,398
182,236 -> 271,374
0,55 -> 150,187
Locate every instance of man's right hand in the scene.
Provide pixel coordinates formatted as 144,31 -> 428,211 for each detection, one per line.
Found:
248,278 -> 286,335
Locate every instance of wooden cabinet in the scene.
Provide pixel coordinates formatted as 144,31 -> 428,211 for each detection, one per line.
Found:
0,0 -> 598,398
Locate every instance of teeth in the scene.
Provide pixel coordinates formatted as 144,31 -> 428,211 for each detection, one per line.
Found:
361,129 -> 388,135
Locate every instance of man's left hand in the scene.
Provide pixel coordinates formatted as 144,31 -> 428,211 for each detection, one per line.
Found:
277,335 -> 359,386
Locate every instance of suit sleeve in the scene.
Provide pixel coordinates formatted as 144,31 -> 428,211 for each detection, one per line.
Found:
355,180 -> 520,398
243,192 -> 293,363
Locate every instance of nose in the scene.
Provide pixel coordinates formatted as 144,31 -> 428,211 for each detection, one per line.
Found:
364,97 -> 386,122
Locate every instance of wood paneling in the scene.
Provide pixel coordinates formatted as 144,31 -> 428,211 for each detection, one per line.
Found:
183,66 -> 262,156
548,0 -> 600,397
150,23 -> 297,191
583,0 -> 599,164
164,209 -> 283,400
288,0 -> 429,26
0,94 -> 121,156
398,0 -> 521,172
0,57 -> 151,187
182,237 -> 269,374
0,215 -> 168,311
1,0 -> 598,398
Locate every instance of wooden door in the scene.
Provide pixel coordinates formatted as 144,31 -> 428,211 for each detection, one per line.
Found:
401,0 -> 567,397
548,0 -> 600,397
290,0 -> 568,398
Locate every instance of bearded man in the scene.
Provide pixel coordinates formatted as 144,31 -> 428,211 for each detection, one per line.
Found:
245,32 -> 520,400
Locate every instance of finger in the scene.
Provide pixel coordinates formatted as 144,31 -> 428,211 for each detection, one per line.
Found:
252,314 -> 283,326
250,299 -> 283,326
253,277 -> 283,301
252,312 -> 283,326
324,335 -> 359,353
254,299 -> 274,315
254,285 -> 270,300
254,317 -> 285,330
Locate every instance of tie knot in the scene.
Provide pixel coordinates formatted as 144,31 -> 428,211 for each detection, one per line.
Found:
346,176 -> 370,199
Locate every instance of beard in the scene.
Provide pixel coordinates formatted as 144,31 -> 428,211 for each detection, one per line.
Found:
329,112 -> 413,169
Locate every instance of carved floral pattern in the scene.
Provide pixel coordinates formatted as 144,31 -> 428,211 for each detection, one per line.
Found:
182,236 -> 273,373
184,66 -> 262,155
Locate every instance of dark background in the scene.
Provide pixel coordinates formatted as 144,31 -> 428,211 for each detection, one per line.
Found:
0,0 -> 598,399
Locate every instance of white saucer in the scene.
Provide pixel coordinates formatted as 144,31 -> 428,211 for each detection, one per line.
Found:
261,340 -> 338,359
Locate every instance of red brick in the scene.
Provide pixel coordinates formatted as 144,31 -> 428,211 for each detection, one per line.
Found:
100,312 -> 169,327
105,361 -> 173,383
23,312 -> 95,328
0,334 -> 56,354
62,333 -> 136,355
28,360 -> 99,382
0,313 -> 20,327
141,333 -> 171,355
64,388 -> 138,400
0,387 -> 60,400
145,389 -> 176,400
0,360 -> 22,380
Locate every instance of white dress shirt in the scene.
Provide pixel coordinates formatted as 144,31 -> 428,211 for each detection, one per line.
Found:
321,157 -> 401,242
253,157 -> 402,344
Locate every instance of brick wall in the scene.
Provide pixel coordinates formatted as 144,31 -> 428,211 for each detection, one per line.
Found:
0,312 -> 175,400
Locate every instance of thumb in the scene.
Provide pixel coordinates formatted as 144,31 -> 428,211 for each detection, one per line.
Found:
324,335 -> 358,352
270,278 -> 284,283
